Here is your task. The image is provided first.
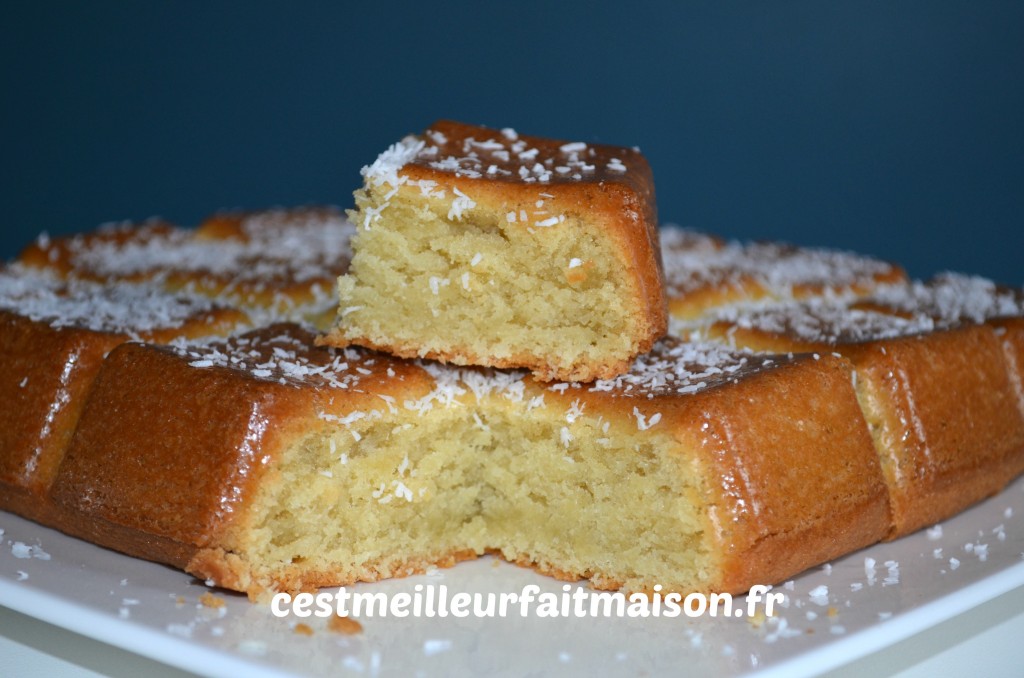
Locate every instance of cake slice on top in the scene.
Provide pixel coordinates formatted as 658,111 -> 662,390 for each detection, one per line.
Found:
321,120 -> 666,382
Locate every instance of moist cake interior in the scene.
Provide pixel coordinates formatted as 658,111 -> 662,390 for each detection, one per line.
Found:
245,389 -> 709,595
338,181 -> 644,379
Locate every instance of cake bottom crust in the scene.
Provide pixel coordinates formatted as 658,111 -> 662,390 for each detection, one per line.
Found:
317,328 -> 653,383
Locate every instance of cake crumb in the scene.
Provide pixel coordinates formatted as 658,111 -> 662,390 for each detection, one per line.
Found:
328,614 -> 363,635
294,623 -> 314,636
200,592 -> 226,609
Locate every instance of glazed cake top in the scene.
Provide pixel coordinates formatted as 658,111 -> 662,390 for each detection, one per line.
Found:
167,324 -> 398,392
710,273 -> 1024,346
865,273 -> 1024,325
26,208 -> 354,288
660,227 -> 902,300
0,265 -> 219,337
576,336 -> 788,399
174,324 -> 787,417
712,301 -> 937,346
361,120 -> 650,190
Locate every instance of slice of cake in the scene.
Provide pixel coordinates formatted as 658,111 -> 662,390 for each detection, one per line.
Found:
321,120 -> 666,382
49,326 -> 887,598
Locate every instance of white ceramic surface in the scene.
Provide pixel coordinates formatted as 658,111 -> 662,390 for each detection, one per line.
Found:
2,475 -> 1023,677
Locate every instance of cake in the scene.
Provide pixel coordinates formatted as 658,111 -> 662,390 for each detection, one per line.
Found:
49,326 -> 887,598
321,120 -> 666,382
19,207 -> 354,328
694,273 -> 1024,536
0,266 -> 247,524
660,227 -> 906,322
1,212 -> 1022,603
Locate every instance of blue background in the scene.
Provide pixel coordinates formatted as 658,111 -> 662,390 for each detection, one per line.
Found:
2,1 -> 1022,284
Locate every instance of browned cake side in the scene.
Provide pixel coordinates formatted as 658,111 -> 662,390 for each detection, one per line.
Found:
994,317 -> 1024,419
699,277 -> 1024,537
0,268 -> 248,525
48,326 -> 461,592
48,338 -> 323,572
0,312 -> 124,523
845,327 -> 1024,535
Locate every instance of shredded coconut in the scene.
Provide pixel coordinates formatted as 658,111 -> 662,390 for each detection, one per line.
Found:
661,227 -> 899,301
0,267 -> 220,338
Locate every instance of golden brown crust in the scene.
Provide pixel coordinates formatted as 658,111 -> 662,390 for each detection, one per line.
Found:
50,342 -> 317,550
660,229 -> 908,321
17,208 -> 350,319
0,312 -> 124,499
668,275 -> 767,320
35,324 -> 442,597
993,318 -> 1024,486
711,317 -> 1024,538
685,357 -> 891,592
0,287 -> 247,526
993,318 -> 1024,420
845,327 -> 1024,536
194,206 -> 343,242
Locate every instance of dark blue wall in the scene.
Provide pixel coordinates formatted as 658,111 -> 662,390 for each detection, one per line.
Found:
3,1 -> 1022,284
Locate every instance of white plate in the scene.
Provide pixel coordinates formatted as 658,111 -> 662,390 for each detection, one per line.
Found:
2,476 -> 1024,677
